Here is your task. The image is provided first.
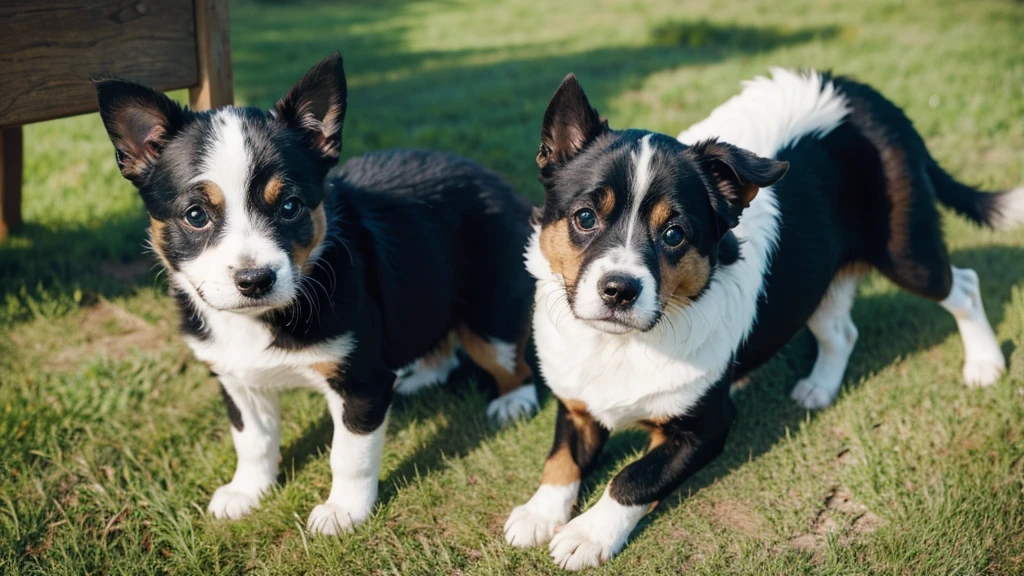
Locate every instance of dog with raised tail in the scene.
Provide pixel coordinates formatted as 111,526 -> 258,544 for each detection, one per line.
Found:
505,68 -> 1020,569
95,53 -> 539,535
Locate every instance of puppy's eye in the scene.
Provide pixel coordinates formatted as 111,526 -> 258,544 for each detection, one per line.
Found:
184,205 -> 210,229
280,196 -> 304,221
662,226 -> 684,247
574,209 -> 598,231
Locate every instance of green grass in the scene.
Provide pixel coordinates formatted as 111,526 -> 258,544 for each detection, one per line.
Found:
2,0 -> 1024,573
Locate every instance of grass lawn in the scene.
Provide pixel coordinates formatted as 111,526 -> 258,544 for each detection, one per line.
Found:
3,0 -> 1024,573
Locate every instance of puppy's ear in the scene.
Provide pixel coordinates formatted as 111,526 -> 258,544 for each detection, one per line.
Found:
95,80 -> 185,187
274,52 -> 347,168
538,74 -> 608,171
687,139 -> 789,230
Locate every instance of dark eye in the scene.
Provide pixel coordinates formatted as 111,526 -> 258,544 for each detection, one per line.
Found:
280,196 -> 304,221
575,209 -> 597,231
662,226 -> 684,247
184,205 -> 209,229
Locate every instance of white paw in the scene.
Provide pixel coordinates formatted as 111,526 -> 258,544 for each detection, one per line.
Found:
549,517 -> 620,571
487,384 -> 539,426
790,377 -> 837,410
504,502 -> 566,547
306,502 -> 367,535
207,483 -> 265,520
393,356 -> 459,396
963,356 -> 1005,387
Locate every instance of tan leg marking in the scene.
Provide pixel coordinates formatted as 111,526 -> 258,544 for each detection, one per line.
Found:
456,323 -> 532,396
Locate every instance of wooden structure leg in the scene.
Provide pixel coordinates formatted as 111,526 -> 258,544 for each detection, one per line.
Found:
0,126 -> 23,241
189,0 -> 234,110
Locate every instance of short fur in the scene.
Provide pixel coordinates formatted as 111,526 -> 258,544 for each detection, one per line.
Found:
506,69 -> 1020,569
96,53 -> 539,534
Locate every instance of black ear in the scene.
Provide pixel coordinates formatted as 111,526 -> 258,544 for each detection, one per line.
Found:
95,79 -> 185,187
687,139 -> 789,229
538,74 -> 608,170
274,52 -> 347,167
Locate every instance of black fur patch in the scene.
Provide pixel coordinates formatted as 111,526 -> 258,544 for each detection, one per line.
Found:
220,384 -> 244,432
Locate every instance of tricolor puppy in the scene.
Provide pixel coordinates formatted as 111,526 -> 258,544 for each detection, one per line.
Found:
95,53 -> 539,534
505,69 -> 1020,569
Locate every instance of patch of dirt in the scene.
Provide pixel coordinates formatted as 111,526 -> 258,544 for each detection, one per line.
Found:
51,299 -> 169,370
708,500 -> 767,538
788,485 -> 884,563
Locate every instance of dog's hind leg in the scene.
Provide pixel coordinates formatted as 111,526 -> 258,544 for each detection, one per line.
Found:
870,160 -> 1005,387
940,266 -> 1005,386
456,323 -> 538,426
393,332 -> 460,396
791,268 -> 862,410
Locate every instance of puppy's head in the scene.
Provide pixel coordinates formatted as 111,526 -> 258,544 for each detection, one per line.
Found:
96,53 -> 347,314
534,74 -> 788,334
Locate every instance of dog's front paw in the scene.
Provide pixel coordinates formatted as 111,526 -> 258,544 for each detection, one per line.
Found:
549,517 -> 620,571
963,356 -> 1004,387
487,384 -> 539,426
504,502 -> 566,547
790,377 -> 837,410
208,483 -> 265,520
307,502 -> 368,535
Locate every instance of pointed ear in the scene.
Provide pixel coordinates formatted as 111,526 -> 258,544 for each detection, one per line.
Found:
538,74 -> 608,170
94,79 -> 185,186
688,139 -> 789,229
274,52 -> 347,167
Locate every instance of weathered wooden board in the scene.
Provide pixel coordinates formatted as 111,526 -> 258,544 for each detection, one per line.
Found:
0,0 -> 199,128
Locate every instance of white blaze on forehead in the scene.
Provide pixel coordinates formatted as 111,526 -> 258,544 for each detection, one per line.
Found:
624,134 -> 655,247
194,110 -> 251,212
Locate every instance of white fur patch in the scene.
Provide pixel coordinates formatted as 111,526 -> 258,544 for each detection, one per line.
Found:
527,68 -> 851,429
307,393 -> 387,535
505,481 -> 580,547
490,339 -> 519,375
941,266 -> 1005,386
208,382 -> 281,519
548,488 -> 647,570
992,187 -> 1024,230
393,349 -> 460,396
791,271 -> 861,410
487,383 -> 539,426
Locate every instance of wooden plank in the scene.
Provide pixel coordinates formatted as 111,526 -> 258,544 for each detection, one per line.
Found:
189,0 -> 233,110
0,126 -> 23,241
0,0 -> 198,128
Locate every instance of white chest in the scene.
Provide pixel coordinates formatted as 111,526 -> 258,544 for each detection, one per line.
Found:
531,283 -> 724,429
184,306 -> 354,392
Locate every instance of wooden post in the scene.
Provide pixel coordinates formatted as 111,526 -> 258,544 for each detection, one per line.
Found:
189,0 -> 233,110
0,126 -> 23,241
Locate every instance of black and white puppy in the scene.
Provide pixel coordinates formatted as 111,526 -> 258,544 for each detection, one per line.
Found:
95,53 -> 539,534
505,69 -> 1021,569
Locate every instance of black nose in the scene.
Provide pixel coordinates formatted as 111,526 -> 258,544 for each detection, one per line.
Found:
234,267 -> 276,298
599,273 -> 642,308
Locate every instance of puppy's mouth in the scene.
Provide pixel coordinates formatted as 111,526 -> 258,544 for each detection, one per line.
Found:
571,305 -> 660,335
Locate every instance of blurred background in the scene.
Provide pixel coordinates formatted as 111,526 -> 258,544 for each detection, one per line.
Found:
2,1 -> 1023,574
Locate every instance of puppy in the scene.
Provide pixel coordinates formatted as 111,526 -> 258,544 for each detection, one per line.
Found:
505,69 -> 1020,569
95,53 -> 538,534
